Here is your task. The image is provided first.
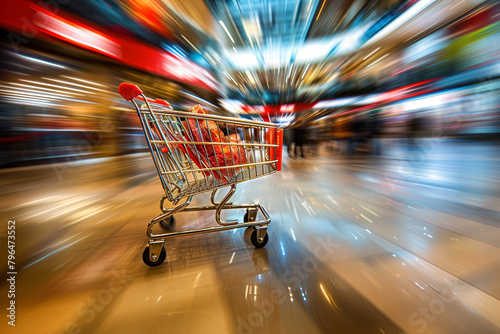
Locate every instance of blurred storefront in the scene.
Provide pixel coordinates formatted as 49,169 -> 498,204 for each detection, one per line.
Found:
0,0 -> 222,168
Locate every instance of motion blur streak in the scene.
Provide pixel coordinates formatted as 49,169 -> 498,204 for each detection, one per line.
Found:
1,0 -> 500,334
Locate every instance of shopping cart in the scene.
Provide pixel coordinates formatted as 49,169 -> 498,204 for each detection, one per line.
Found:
119,83 -> 283,266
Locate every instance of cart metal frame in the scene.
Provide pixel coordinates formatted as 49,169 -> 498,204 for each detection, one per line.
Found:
119,83 -> 282,266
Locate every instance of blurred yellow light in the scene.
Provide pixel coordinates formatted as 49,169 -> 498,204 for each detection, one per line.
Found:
46,78 -> 107,92
61,76 -> 107,87
20,80 -> 93,94
8,83 -> 83,96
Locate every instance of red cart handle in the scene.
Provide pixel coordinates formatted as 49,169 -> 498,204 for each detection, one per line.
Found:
155,99 -> 171,107
137,97 -> 171,105
118,82 -> 143,101
119,83 -> 172,107
138,96 -> 156,103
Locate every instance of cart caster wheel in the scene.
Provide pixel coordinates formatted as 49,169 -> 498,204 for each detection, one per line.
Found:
251,230 -> 269,248
142,246 -> 166,267
159,215 -> 175,229
244,209 -> 257,222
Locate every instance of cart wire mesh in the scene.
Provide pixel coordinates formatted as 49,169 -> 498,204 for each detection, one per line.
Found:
139,105 -> 282,202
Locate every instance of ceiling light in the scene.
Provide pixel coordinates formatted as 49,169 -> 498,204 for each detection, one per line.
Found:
219,20 -> 235,44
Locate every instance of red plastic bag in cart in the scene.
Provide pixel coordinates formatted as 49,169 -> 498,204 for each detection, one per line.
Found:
229,133 -> 248,165
208,145 -> 239,182
186,105 -> 226,156
184,105 -> 248,183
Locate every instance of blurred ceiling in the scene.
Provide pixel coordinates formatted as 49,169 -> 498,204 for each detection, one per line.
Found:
200,0 -> 485,105
46,0 -> 486,106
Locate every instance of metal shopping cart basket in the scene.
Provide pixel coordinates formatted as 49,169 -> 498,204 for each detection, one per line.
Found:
119,83 -> 283,266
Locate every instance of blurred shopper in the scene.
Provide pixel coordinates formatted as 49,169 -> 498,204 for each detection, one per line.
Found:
349,114 -> 370,153
308,125 -> 321,156
333,116 -> 352,154
294,125 -> 306,158
284,127 -> 294,157
369,112 -> 384,155
408,115 -> 424,147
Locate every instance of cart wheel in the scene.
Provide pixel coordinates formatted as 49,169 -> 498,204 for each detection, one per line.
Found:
244,209 -> 256,222
250,230 -> 269,248
159,215 -> 175,229
142,246 -> 166,267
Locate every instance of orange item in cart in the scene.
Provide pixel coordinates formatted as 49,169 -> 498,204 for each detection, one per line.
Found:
162,144 -> 211,177
229,133 -> 247,164
177,105 -> 250,182
187,105 -> 225,156
209,145 -> 240,182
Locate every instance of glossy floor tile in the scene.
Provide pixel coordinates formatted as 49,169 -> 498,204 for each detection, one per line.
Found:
1,139 -> 499,334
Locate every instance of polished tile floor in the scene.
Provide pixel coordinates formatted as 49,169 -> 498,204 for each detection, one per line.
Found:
1,139 -> 500,334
